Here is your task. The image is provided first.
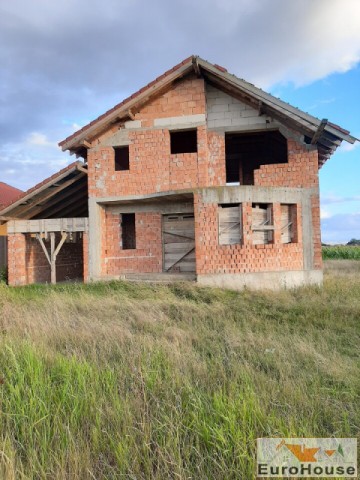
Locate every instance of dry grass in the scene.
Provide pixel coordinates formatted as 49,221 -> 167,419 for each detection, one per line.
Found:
0,262 -> 359,479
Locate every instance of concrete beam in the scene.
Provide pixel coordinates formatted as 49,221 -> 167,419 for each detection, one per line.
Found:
88,199 -> 103,280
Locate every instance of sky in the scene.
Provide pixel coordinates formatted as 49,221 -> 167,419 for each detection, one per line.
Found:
0,0 -> 359,243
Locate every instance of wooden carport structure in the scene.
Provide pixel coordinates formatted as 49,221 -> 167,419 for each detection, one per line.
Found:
0,162 -> 89,285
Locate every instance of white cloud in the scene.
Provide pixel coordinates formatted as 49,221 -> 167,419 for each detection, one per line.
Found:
320,208 -> 332,219
71,123 -> 83,132
338,141 -> 360,153
322,195 -> 360,205
26,132 -> 57,148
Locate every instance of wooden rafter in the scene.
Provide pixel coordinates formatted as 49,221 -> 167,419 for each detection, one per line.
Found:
36,187 -> 88,219
9,172 -> 86,219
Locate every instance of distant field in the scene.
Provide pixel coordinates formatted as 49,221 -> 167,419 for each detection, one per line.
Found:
0,262 -> 359,479
323,245 -> 360,260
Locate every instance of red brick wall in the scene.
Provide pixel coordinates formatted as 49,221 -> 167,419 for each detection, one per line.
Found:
133,75 -> 206,127
194,194 -> 304,275
102,208 -> 163,276
8,233 -> 84,285
254,140 -> 319,188
8,234 -> 26,286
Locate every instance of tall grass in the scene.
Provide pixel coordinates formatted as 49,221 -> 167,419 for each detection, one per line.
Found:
323,245 -> 360,260
0,264 -> 359,478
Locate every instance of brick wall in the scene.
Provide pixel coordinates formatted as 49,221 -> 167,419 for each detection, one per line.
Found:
254,140 -> 319,188
133,74 -> 206,127
102,208 -> 163,276
8,233 -> 85,285
194,194 -> 304,275
8,234 -> 26,286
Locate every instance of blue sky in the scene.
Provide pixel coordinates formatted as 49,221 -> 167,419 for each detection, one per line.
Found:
270,65 -> 360,243
0,0 -> 359,243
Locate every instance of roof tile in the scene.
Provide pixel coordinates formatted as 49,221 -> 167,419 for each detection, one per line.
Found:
0,183 -> 23,208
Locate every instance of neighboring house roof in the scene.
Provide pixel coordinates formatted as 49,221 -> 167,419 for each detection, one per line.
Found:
0,182 -> 23,207
59,55 -> 358,167
0,162 -> 88,220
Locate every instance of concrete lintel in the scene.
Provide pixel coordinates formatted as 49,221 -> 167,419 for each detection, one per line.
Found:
197,270 -> 323,291
92,189 -> 194,205
197,185 -> 317,205
102,129 -> 130,147
207,121 -> 282,134
107,202 -> 194,215
154,114 -> 206,128
124,120 -> 142,129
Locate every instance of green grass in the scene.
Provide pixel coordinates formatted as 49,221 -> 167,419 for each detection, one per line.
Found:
0,263 -> 359,478
323,245 -> 360,260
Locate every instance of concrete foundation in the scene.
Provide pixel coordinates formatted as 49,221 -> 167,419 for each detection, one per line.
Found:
197,269 -> 323,291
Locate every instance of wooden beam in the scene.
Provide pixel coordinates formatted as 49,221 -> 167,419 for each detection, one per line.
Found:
54,232 -> 68,257
258,100 -> 265,116
192,57 -> 201,77
127,109 -> 135,120
36,234 -> 51,265
81,140 -> 92,149
36,231 -> 68,284
8,218 -> 89,234
311,119 -> 328,145
76,165 -> 88,174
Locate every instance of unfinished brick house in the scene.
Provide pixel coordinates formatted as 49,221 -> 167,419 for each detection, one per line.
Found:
1,56 -> 357,288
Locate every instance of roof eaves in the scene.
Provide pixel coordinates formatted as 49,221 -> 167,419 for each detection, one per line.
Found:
59,55 -> 196,152
197,57 -> 358,144
0,161 -> 84,215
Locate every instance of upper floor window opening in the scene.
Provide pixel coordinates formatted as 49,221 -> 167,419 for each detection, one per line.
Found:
114,146 -> 130,171
225,131 -> 288,185
170,129 -> 197,154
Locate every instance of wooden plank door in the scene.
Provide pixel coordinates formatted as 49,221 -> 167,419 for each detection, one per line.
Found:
163,214 -> 196,273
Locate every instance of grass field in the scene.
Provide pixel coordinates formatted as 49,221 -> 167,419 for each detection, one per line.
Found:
0,262 -> 359,479
322,245 -> 360,260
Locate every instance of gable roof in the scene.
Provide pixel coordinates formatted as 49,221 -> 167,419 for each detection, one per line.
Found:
59,55 -> 358,167
0,182 -> 23,207
0,162 -> 88,221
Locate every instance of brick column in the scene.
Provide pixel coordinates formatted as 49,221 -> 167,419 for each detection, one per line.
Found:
8,233 -> 27,286
311,195 -> 323,270
242,203 -> 252,246
273,203 -> 282,244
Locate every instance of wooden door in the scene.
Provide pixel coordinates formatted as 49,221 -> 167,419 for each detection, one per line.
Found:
163,214 -> 196,273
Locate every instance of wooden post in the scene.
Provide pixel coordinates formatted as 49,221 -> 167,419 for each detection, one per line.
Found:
36,232 -> 68,285
50,232 -> 56,284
